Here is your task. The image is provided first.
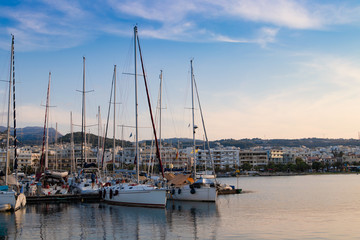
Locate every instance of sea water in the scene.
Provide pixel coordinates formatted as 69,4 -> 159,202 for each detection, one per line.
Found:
2,174 -> 360,239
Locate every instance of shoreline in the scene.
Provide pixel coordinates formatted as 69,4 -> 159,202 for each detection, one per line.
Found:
217,171 -> 359,177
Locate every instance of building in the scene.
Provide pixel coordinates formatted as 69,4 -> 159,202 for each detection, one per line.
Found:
195,146 -> 240,170
239,150 -> 268,168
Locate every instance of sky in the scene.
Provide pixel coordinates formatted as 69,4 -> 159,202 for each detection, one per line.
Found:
1,0 -> 360,141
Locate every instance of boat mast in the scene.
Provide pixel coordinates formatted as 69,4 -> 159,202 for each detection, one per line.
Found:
55,122 -> 58,170
134,26 -> 139,183
45,72 -> 51,169
5,35 -> 14,185
159,70 -> 163,155
11,35 -> 18,179
70,111 -> 75,173
38,72 -> 51,176
136,28 -> 165,178
97,106 -> 101,167
113,65 -> 116,172
101,67 -> 115,171
191,60 -> 196,179
81,57 -> 86,168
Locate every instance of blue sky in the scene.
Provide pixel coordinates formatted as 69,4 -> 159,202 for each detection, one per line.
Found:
1,0 -> 360,140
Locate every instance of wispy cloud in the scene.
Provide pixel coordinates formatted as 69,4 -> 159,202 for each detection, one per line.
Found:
1,0 -> 360,50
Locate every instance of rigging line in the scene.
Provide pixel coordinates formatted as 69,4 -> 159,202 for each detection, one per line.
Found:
193,75 -> 216,178
119,38 -> 135,135
181,65 -> 192,139
162,75 -> 180,138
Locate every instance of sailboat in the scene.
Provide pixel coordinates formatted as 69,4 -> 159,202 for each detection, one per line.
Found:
0,35 -> 26,211
70,57 -> 100,195
167,60 -> 217,202
102,26 -> 167,208
37,72 -> 69,195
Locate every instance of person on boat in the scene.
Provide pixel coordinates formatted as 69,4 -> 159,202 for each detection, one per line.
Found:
36,181 -> 42,196
91,172 -> 96,189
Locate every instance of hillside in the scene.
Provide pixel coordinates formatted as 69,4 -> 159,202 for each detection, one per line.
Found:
1,126 -> 360,149
58,132 -> 133,149
0,126 -> 61,146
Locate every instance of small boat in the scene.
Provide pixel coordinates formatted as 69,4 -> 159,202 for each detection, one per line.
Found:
168,177 -> 217,202
39,174 -> 69,195
103,183 -> 167,208
0,184 -> 26,212
70,169 -> 100,195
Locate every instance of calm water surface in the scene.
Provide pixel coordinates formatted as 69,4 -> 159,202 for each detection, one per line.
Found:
2,174 -> 360,239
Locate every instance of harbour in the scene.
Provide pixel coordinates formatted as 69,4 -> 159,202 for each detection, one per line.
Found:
2,175 -> 360,239
2,1 -> 360,239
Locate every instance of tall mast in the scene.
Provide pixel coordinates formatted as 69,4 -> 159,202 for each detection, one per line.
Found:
11,34 -> 18,178
159,70 -> 163,153
191,60 -> 196,179
134,26 -> 139,183
70,111 -> 75,173
113,65 -> 117,172
137,28 -> 165,178
38,72 -> 51,175
45,72 -> 51,169
81,57 -> 86,167
97,106 -> 101,167
5,35 -> 14,185
55,122 -> 58,170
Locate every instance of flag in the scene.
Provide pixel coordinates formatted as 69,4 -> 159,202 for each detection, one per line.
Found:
175,151 -> 179,160
129,133 -> 132,138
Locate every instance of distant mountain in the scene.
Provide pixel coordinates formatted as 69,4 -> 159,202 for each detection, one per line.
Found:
0,126 -> 62,146
58,132 -> 133,149
1,126 -> 360,149
213,138 -> 360,149
156,137 -> 360,149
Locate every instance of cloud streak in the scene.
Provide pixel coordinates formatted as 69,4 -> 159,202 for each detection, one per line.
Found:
1,0 -> 359,51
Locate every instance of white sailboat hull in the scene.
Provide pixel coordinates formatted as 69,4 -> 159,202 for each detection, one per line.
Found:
103,184 -> 167,208
45,170 -> 68,178
168,185 -> 217,202
0,191 -> 26,211
72,182 -> 100,195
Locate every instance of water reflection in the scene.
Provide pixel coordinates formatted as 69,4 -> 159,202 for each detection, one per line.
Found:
166,201 -> 219,239
0,207 -> 26,239
7,175 -> 360,239
0,201 -> 220,240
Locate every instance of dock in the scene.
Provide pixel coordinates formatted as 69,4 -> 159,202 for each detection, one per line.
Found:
26,189 -> 243,204
26,193 -> 101,203
217,188 -> 242,195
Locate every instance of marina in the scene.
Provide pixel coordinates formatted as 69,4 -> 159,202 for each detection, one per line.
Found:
2,1 -> 360,239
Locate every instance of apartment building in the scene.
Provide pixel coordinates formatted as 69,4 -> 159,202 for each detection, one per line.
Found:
195,147 -> 240,169
239,150 -> 268,168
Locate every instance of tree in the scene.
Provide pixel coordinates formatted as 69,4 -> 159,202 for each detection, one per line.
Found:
241,162 -> 252,171
295,157 -> 309,172
312,161 -> 323,172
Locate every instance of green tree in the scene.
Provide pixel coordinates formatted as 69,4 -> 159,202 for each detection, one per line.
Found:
241,162 -> 252,171
312,162 -> 323,172
295,157 -> 309,172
